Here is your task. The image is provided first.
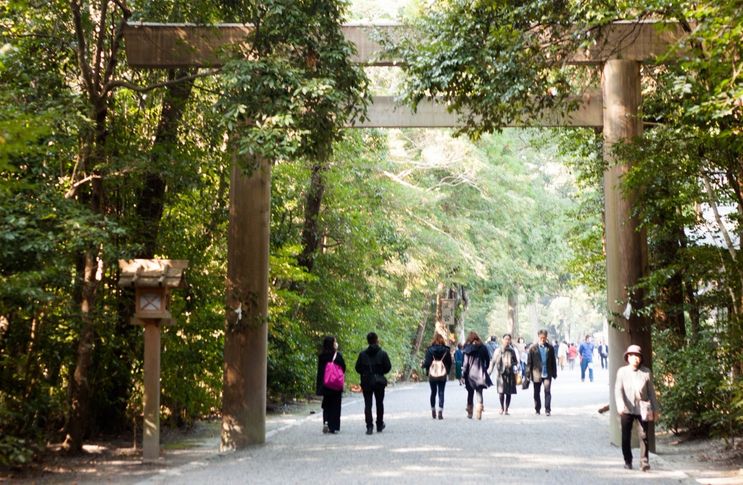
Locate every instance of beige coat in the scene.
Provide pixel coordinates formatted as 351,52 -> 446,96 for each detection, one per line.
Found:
614,365 -> 659,416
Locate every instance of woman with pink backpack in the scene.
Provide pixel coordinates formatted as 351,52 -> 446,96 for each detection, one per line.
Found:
316,335 -> 347,434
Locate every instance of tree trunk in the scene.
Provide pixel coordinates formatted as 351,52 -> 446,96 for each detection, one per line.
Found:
507,290 -> 518,337
64,250 -> 99,452
403,300 -> 429,381
297,160 -> 327,272
136,69 -> 196,258
653,224 -> 686,347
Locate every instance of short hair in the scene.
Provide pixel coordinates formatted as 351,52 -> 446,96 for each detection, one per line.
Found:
502,333 -> 512,339
585,335 -> 591,340
537,329 -> 548,337
367,332 -> 378,345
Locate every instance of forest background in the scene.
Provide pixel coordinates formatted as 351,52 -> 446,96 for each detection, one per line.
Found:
1,0 -> 741,466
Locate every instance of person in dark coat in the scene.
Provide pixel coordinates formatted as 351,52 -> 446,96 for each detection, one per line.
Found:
316,335 -> 346,434
461,331 -> 492,420
454,343 -> 464,382
488,333 -> 518,415
355,332 -> 392,435
526,329 -> 558,416
422,333 -> 453,419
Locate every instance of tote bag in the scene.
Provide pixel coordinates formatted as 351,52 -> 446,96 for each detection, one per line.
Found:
323,352 -> 345,391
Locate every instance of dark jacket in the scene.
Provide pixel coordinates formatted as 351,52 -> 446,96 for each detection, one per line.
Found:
422,344 -> 452,376
461,342 -> 492,389
355,344 -> 392,390
316,351 -> 346,396
526,342 -> 557,383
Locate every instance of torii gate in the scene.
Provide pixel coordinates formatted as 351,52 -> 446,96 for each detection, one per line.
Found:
123,21 -> 685,451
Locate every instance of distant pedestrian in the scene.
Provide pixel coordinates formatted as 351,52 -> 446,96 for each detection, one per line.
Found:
454,343 -> 464,382
488,333 -> 518,415
526,329 -> 557,416
485,335 -> 498,358
567,343 -> 577,371
515,337 -> 527,378
316,335 -> 346,434
615,345 -> 659,472
422,333 -> 452,419
558,340 -> 568,371
355,332 -> 392,435
598,340 -> 609,369
579,335 -> 595,382
461,331 -> 492,420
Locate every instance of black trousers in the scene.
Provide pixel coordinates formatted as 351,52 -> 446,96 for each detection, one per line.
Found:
322,390 -> 342,432
532,377 -> 552,413
362,385 -> 385,428
465,384 -> 484,407
621,413 -> 649,466
429,380 -> 446,409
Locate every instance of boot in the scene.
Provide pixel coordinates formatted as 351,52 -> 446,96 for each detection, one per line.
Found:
475,404 -> 483,420
431,408 -> 436,419
437,410 -> 443,420
466,404 -> 473,419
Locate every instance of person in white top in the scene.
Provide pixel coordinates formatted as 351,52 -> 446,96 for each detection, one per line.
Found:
614,344 -> 659,472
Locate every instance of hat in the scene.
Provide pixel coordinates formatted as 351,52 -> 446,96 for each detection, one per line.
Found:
623,344 -> 643,362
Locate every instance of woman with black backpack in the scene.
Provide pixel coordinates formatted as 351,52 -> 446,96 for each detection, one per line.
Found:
422,333 -> 452,419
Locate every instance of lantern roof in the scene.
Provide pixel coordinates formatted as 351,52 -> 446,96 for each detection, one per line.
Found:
118,259 -> 188,288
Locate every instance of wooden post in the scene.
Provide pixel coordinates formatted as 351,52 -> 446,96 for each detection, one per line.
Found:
602,59 -> 653,450
221,154 -> 271,450
142,321 -> 161,461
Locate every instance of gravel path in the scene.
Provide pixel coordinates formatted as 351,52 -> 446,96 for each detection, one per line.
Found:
136,366 -> 694,484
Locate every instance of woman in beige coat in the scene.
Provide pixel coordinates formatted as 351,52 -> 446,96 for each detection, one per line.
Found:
488,333 -> 518,415
614,344 -> 659,472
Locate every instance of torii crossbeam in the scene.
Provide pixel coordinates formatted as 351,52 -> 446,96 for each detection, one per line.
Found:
122,20 -> 685,452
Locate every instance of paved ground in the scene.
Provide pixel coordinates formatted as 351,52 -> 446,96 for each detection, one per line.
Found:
133,364 -> 700,485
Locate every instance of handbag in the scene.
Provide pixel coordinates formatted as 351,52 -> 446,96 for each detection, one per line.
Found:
639,400 -> 654,422
323,352 -> 345,391
522,375 -> 530,390
515,371 -> 523,386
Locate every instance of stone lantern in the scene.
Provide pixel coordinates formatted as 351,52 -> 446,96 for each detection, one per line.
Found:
118,259 -> 188,461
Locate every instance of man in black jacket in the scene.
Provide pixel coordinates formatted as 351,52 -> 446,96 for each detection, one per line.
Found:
526,329 -> 558,416
355,332 -> 392,435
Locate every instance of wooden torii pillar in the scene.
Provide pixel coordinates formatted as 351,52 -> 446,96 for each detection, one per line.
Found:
123,21 -> 684,450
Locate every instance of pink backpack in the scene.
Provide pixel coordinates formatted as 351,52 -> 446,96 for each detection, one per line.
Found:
323,352 -> 345,391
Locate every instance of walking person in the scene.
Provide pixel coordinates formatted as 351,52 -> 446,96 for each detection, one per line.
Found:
488,333 -> 518,415
355,332 -> 392,435
615,345 -> 659,471
526,329 -> 557,416
598,340 -> 609,369
515,337 -> 527,379
567,343 -> 577,371
579,335 -> 595,382
454,343 -> 464,383
316,336 -> 346,434
422,333 -> 452,419
558,340 -> 568,371
461,331 -> 492,420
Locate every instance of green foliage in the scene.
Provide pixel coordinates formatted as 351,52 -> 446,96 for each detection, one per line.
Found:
216,0 -> 369,166
654,329 -> 742,437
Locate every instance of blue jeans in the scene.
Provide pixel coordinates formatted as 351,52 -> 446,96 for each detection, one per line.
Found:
580,359 -> 594,381
429,380 -> 446,409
